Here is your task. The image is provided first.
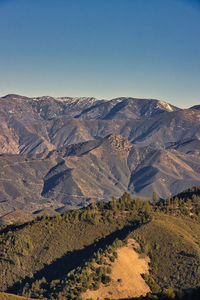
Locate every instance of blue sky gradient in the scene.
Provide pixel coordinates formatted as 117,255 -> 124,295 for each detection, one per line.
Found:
0,0 -> 200,107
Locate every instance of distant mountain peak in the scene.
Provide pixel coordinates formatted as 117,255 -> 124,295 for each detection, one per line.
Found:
2,94 -> 29,100
55,96 -> 98,102
190,105 -> 200,110
157,100 -> 174,111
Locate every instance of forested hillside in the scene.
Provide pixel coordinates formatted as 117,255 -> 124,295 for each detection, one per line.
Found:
0,187 -> 200,299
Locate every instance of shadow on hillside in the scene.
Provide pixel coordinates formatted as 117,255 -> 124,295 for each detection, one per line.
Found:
0,220 -> 34,235
7,220 -> 143,295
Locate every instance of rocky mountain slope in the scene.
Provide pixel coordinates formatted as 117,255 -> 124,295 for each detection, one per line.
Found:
0,102 -> 199,155
0,94 -> 200,216
0,134 -> 200,216
0,94 -> 178,122
0,94 -> 182,154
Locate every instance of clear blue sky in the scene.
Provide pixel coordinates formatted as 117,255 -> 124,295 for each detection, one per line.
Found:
0,0 -> 200,108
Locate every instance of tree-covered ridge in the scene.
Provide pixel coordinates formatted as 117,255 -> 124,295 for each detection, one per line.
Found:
0,188 -> 200,299
156,185 -> 200,219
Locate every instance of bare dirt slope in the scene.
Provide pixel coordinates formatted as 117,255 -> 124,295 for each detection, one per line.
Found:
82,239 -> 150,299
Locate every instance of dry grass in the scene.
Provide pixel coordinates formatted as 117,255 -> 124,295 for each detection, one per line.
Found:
82,239 -> 150,299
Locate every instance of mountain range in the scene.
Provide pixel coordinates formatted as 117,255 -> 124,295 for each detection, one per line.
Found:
0,94 -> 200,217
